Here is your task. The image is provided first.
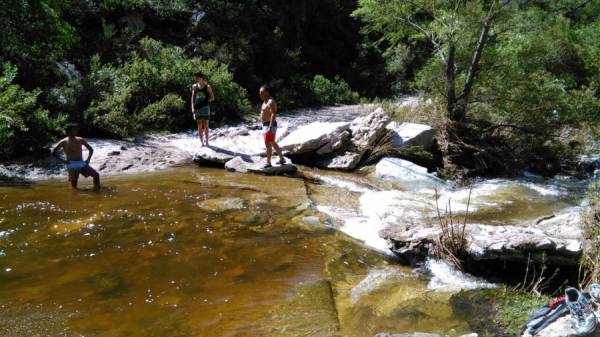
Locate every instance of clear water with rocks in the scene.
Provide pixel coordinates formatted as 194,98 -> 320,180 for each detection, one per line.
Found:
0,104 -> 590,336
0,167 -> 476,337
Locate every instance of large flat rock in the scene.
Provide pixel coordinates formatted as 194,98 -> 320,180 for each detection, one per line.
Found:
379,207 -> 583,266
279,122 -> 350,155
224,155 -> 297,175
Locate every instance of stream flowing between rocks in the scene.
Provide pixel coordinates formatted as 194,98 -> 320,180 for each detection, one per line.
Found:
0,105 -> 592,336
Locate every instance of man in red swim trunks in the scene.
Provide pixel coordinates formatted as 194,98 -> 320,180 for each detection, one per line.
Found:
259,85 -> 285,167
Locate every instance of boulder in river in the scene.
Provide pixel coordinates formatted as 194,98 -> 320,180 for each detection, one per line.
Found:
322,108 -> 391,170
224,155 -> 297,175
386,122 -> 435,149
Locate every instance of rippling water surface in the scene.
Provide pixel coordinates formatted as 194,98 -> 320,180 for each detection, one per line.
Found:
0,166 -> 475,337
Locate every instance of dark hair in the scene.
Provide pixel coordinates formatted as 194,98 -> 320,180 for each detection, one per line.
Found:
194,72 -> 205,78
260,84 -> 270,93
65,122 -> 79,133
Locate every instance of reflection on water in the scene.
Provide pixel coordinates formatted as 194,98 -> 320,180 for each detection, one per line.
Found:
0,167 -> 470,337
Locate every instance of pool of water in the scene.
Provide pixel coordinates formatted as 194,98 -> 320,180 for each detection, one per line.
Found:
0,166 -> 472,337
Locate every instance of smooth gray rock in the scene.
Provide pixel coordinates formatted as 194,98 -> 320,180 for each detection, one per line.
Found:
224,156 -> 297,175
386,122 -> 435,149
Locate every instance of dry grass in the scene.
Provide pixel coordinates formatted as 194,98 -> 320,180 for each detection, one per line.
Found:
515,254 -> 561,296
431,187 -> 471,270
375,96 -> 444,126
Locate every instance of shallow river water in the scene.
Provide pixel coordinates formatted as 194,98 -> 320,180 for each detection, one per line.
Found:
0,104 -> 591,336
0,166 -> 483,337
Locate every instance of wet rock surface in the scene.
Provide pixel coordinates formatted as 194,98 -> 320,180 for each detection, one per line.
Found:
192,146 -> 241,166
224,155 -> 297,175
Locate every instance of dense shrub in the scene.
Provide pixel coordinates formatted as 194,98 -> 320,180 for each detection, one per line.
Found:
86,38 -> 250,137
0,63 -> 64,158
311,75 -> 359,106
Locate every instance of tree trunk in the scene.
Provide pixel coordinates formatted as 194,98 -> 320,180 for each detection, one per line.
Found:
446,42 -> 457,118
451,14 -> 493,121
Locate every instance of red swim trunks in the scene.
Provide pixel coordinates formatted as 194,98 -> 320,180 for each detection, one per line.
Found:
262,125 -> 277,142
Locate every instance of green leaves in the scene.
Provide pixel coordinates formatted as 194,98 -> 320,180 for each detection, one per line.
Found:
311,75 -> 359,106
86,38 -> 250,137
0,63 -> 64,158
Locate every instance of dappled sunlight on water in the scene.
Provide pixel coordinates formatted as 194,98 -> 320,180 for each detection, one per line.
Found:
0,167 -> 471,337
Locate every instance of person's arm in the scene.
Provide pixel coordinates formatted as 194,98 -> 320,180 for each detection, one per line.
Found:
81,139 -> 94,164
51,140 -> 67,163
190,85 -> 196,113
207,84 -> 215,102
268,100 -> 276,130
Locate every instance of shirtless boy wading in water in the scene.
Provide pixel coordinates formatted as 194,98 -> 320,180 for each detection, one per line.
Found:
52,123 -> 100,190
259,85 -> 285,167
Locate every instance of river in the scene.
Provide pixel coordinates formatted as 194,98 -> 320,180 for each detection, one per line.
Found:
0,106 -> 591,336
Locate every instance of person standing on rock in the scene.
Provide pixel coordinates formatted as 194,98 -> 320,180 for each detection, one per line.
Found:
52,123 -> 101,190
191,72 -> 215,146
259,85 -> 286,167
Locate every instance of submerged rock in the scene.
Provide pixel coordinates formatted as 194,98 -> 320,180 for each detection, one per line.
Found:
224,156 -> 297,175
197,197 -> 246,212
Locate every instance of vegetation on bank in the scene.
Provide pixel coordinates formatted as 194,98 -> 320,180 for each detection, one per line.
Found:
581,176 -> 600,287
451,287 -> 550,336
354,0 -> 600,177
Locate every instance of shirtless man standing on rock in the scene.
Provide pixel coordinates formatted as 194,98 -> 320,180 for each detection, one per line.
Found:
52,123 -> 101,190
259,85 -> 286,167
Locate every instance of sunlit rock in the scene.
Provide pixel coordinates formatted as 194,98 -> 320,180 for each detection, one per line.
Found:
375,158 -> 445,191
386,122 -> 435,149
279,122 -> 351,155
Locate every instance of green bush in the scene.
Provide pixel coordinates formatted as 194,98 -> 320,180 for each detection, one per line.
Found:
311,74 -> 359,106
0,63 -> 64,159
137,93 -> 184,127
86,38 -> 251,137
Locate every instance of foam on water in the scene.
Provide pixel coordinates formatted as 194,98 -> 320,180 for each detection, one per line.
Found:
315,175 -> 373,194
317,205 -> 390,253
424,259 -> 496,291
